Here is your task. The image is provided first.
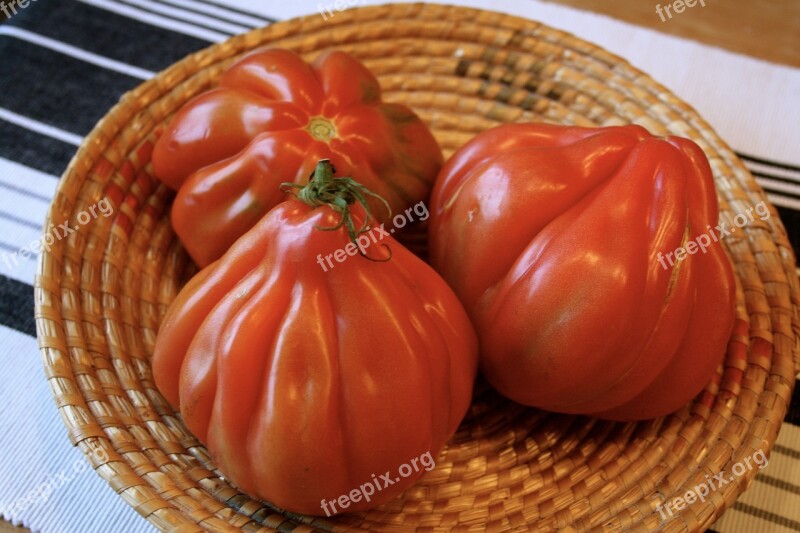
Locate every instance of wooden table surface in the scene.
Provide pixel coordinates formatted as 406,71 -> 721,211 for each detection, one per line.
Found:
544,0 -> 800,67
1,1 -> 797,532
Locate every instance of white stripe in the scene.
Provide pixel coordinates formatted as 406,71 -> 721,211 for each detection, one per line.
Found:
0,158 -> 58,200
77,0 -> 229,42
142,0 -> 266,28
756,177 -> 800,198
120,0 -> 252,34
0,108 -> 83,147
0,187 -> 46,283
200,0 -> 308,20
0,158 -> 58,206
0,224 -> 49,261
745,159 -> 800,183
0,228 -> 45,281
0,324 -> 156,532
767,193 -> 800,212
0,27 -> 155,81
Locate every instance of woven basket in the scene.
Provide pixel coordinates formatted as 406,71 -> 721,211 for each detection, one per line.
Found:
34,3 -> 800,532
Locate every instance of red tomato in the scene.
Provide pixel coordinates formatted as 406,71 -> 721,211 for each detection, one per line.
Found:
152,48 -> 442,267
152,161 -> 477,514
429,123 -> 735,420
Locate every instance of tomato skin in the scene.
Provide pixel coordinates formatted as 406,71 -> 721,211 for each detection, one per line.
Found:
152,200 -> 478,515
429,123 -> 735,420
152,48 -> 442,267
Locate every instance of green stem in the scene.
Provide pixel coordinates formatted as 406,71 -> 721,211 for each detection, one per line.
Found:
281,160 -> 393,261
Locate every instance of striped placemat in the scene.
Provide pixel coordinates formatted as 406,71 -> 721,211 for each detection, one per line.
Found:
0,1 -> 797,532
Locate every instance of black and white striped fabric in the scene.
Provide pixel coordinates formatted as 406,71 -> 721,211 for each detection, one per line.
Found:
0,1 -> 798,532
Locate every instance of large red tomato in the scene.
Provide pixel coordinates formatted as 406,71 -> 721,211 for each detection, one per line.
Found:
429,123 -> 736,420
152,48 -> 442,267
152,162 -> 477,514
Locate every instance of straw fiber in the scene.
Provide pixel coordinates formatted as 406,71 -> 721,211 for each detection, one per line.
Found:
34,4 -> 800,532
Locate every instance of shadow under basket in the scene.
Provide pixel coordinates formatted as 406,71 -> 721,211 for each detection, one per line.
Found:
34,3 -> 800,532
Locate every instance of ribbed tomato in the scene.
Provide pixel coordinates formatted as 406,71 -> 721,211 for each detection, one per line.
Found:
429,123 -> 735,420
152,48 -> 442,267
152,162 -> 477,514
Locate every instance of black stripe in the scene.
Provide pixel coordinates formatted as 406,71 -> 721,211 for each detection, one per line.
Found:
150,0 -> 262,29
752,171 -> 800,190
775,207 -> 800,259
773,444 -> 800,460
756,473 -> 800,496
112,0 -> 237,36
738,151 -> 800,173
189,0 -> 276,23
6,0 -> 212,71
0,36 -> 141,135
786,378 -> 800,426
0,121 -> 74,178
731,502 -> 800,531
0,275 -> 35,337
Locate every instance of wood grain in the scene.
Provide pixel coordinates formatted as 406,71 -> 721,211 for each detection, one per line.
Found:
540,0 -> 800,67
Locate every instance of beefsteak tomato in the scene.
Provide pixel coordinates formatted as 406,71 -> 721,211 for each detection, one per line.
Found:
152,161 -> 477,514
429,123 -> 735,420
152,48 -> 442,267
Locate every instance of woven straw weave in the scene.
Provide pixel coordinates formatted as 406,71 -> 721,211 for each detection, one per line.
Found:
34,4 -> 800,532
